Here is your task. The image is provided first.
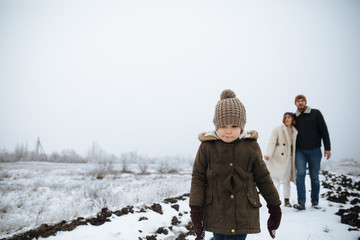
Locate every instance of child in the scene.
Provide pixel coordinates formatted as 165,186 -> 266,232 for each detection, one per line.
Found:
264,112 -> 298,207
190,89 -> 282,240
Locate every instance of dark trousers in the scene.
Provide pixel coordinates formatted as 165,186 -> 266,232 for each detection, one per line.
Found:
213,233 -> 247,240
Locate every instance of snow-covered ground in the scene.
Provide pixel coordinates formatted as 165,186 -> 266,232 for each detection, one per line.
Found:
0,160 -> 192,238
0,157 -> 359,240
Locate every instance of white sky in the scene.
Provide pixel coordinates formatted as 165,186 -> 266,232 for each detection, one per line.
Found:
0,0 -> 359,160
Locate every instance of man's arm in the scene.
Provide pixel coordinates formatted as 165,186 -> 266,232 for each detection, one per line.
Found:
317,110 -> 331,159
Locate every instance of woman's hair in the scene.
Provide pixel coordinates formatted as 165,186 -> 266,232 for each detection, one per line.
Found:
283,113 -> 296,126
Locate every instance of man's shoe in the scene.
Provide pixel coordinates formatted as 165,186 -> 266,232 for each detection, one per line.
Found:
293,202 -> 306,210
312,203 -> 321,209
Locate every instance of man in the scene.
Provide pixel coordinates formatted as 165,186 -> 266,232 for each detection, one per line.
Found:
293,94 -> 331,210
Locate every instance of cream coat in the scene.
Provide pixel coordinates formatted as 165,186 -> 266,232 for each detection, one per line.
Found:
265,124 -> 298,183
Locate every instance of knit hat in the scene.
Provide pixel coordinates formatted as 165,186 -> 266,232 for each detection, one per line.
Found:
295,94 -> 307,104
213,89 -> 246,130
284,112 -> 295,119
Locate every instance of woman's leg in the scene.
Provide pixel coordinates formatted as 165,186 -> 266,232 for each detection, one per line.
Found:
283,157 -> 292,199
271,177 -> 281,195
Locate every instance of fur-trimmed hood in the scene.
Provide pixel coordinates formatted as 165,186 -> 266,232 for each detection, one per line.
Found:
198,130 -> 258,142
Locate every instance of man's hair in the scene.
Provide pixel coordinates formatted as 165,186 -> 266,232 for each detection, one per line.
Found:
295,94 -> 307,104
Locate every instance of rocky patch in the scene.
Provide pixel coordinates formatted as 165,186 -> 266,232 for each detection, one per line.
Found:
321,171 -> 360,230
1,194 -> 194,240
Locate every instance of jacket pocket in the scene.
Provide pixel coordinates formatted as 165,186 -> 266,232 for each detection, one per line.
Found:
247,195 -> 262,208
247,187 -> 262,208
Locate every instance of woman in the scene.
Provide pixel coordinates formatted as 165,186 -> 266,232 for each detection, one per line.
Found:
264,112 -> 298,207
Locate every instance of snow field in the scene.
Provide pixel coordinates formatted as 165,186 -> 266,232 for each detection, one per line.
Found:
0,161 -> 192,238
1,157 -> 359,240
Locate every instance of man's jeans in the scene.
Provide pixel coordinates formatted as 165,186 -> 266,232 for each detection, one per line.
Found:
295,148 -> 322,204
213,233 -> 247,240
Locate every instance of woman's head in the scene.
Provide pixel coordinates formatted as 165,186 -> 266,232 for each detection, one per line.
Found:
283,112 -> 296,127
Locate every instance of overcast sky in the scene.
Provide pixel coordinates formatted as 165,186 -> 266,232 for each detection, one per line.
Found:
0,0 -> 359,161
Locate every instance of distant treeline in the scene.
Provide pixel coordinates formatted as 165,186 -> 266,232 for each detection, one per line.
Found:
0,142 -> 192,168
0,142 -> 139,164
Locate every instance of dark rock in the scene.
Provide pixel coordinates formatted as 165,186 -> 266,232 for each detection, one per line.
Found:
323,191 -> 349,204
171,216 -> 181,225
185,221 -> 193,230
163,193 -> 190,204
113,205 -> 134,216
176,233 -> 186,240
163,197 -> 178,204
139,208 -> 147,213
156,227 -> 169,235
171,204 -> 180,211
350,198 -> 360,205
336,205 -> 360,227
151,203 -> 163,214
145,235 -> 157,240
139,216 -> 148,221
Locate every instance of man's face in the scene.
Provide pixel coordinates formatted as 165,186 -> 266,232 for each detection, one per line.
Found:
295,98 -> 306,111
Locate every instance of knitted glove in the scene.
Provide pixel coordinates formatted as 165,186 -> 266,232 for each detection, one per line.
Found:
267,204 -> 282,239
190,206 -> 205,240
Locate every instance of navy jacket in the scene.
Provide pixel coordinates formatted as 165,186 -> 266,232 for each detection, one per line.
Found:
295,107 -> 331,151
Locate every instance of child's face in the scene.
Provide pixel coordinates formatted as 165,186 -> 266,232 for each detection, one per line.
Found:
216,125 -> 241,143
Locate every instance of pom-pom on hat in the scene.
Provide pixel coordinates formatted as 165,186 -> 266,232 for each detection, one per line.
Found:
213,89 -> 246,130
295,94 -> 307,104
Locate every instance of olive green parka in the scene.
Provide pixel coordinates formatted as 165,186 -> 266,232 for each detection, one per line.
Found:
190,130 -> 281,235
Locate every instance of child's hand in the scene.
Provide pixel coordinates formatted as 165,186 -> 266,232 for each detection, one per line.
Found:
190,206 -> 204,239
195,229 -> 205,240
267,204 -> 282,238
